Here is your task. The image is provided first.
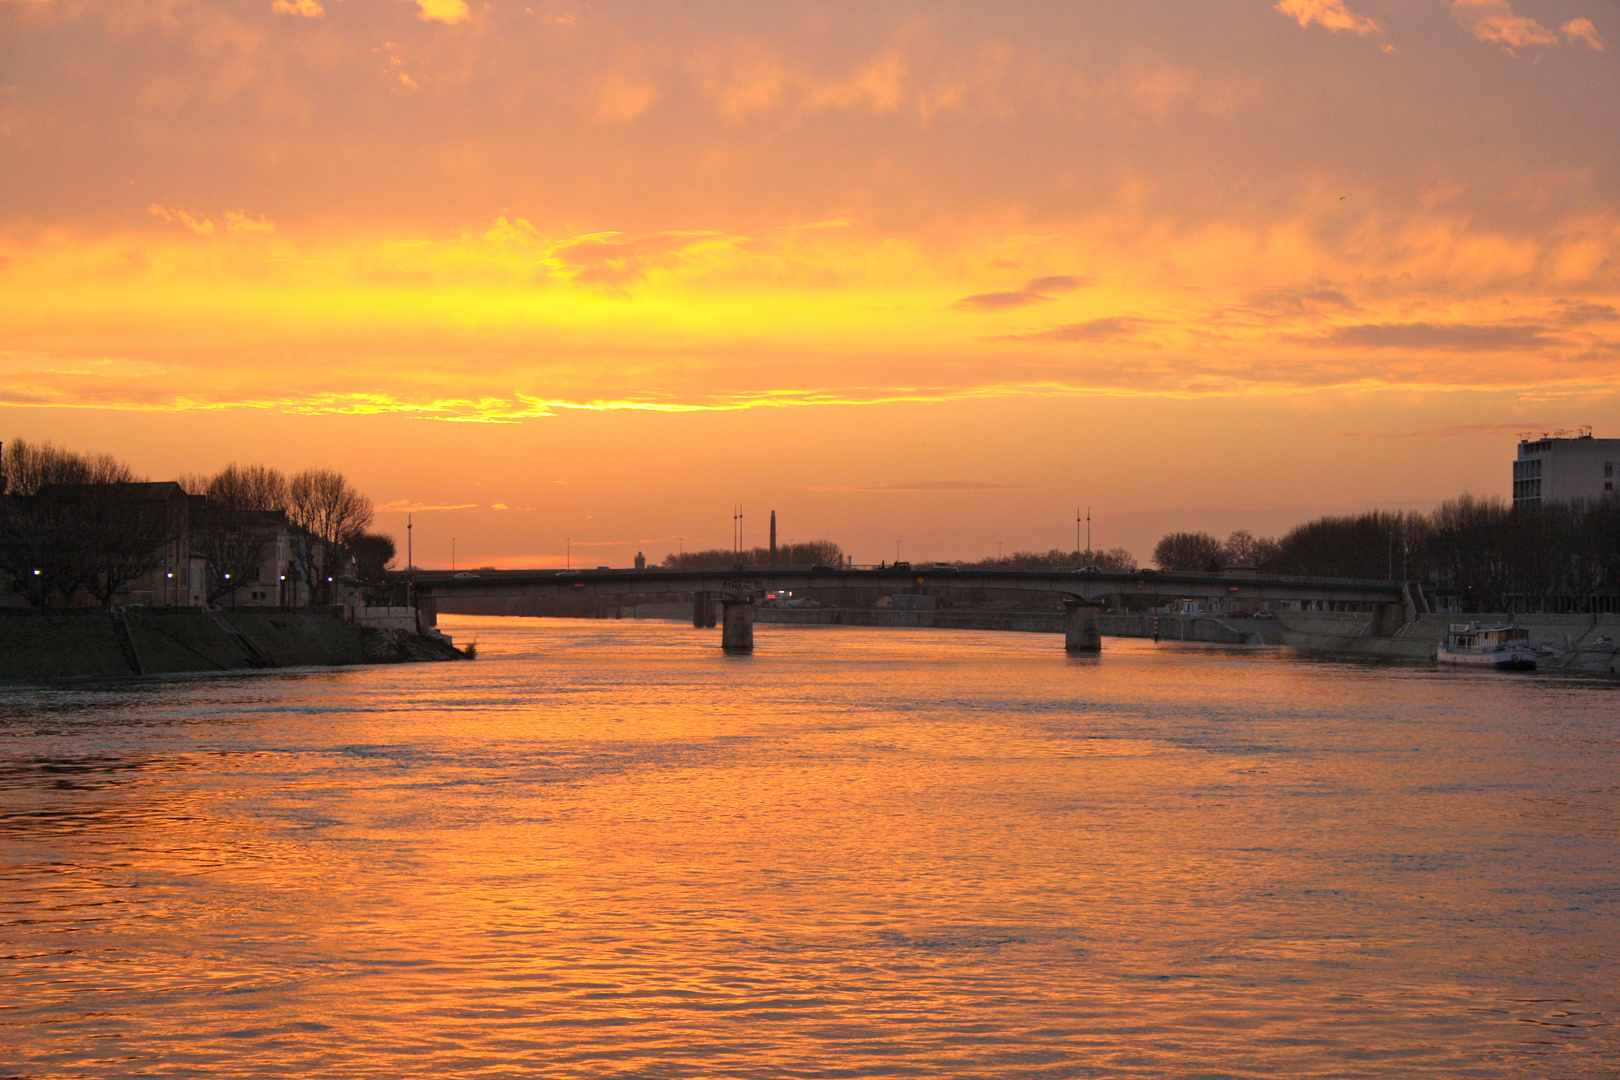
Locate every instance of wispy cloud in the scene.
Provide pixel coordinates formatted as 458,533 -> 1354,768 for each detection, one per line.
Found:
374,499 -> 479,512
1335,423 -> 1554,439
1310,322 -> 1557,351
998,316 -> 1147,342
953,275 -> 1090,311
149,205 -> 275,235
1452,0 -> 1559,49
800,481 -> 1027,492
1273,0 -> 1383,38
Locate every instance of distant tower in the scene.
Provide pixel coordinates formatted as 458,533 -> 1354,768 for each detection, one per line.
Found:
769,510 -> 777,559
635,551 -> 646,570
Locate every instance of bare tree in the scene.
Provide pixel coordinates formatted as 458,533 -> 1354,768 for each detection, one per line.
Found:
208,463 -> 289,512
1221,530 -> 1281,568
0,497 -> 91,604
287,469 -> 372,600
3,438 -> 140,495
76,495 -> 174,607
1153,531 -> 1225,571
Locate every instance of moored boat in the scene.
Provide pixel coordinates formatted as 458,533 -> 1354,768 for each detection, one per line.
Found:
1437,622 -> 1537,670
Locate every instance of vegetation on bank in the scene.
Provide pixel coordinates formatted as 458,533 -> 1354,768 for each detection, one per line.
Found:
959,547 -> 1138,571
663,540 -> 846,568
1153,495 -> 1620,611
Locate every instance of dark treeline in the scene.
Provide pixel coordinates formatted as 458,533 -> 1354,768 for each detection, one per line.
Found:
1,438 -> 391,607
663,541 -> 845,569
1154,495 -> 1620,612
960,547 -> 1138,572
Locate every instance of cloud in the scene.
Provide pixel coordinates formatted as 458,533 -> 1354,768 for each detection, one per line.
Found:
149,204 -> 215,235
1312,322 -> 1557,350
1452,0 -> 1559,48
999,317 -> 1147,342
953,274 -> 1090,311
955,290 -> 1048,311
1336,423 -> 1554,438
409,0 -> 469,24
149,206 -> 274,235
1273,0 -> 1383,38
1244,285 -> 1360,316
547,230 -> 733,287
1554,302 -> 1619,326
1563,18 -> 1604,51
800,481 -> 1027,492
271,0 -> 325,16
223,211 -> 275,234
374,500 -> 479,512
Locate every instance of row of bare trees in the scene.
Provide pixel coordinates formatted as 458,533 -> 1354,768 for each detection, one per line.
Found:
662,540 -> 846,569
960,547 -> 1138,572
185,462 -> 385,602
1152,495 -> 1620,612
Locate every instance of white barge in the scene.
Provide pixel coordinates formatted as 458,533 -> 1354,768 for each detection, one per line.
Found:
1437,622 -> 1537,670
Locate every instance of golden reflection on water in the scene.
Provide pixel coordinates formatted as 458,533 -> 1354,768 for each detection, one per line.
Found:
2,618 -> 1618,1077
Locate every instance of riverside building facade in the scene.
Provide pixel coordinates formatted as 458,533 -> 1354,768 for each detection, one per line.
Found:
1512,432 -> 1620,507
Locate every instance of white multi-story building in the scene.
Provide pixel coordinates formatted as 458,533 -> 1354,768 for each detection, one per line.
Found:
1512,432 -> 1620,507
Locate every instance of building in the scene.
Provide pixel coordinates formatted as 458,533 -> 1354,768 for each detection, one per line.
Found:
1512,432 -> 1620,508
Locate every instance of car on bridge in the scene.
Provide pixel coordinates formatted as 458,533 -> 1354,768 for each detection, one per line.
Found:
557,569 -> 582,577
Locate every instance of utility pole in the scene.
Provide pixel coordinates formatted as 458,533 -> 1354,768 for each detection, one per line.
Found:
566,537 -> 571,569
451,537 -> 456,572
407,513 -> 413,570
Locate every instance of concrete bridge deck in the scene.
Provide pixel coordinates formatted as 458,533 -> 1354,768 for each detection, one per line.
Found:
405,565 -> 1403,605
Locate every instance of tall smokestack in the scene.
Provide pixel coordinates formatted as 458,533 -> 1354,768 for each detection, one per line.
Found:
769,510 -> 777,559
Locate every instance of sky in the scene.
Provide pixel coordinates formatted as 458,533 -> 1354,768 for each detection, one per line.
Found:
1,0 -> 1616,567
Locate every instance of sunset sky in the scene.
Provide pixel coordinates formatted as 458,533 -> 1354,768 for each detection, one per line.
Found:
2,0 -> 1615,566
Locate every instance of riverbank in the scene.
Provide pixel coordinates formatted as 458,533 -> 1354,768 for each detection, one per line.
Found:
0,607 -> 465,682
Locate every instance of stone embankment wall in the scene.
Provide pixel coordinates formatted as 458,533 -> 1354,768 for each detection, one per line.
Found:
0,608 -> 462,682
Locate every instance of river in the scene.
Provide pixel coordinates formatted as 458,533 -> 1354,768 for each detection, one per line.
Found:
2,616 -> 1617,1077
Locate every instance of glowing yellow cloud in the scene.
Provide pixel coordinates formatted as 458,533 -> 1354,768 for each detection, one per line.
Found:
409,0 -> 468,25
0,206 -> 1614,424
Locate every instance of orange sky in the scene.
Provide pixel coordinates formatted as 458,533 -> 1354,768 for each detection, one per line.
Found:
2,0 -> 1616,566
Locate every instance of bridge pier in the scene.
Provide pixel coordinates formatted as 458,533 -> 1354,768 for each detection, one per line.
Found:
416,595 -> 438,628
692,592 -> 716,628
1063,599 -> 1104,653
721,598 -> 755,652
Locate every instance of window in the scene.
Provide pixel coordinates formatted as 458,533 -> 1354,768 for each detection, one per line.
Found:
1607,462 -> 1614,478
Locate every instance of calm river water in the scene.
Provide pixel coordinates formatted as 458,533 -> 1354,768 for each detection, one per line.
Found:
2,617 -> 1618,1078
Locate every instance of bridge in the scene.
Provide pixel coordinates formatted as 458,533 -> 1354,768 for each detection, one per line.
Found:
403,565 -> 1408,654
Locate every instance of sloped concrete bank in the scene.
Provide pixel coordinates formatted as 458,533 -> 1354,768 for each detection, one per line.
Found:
0,608 -> 463,682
